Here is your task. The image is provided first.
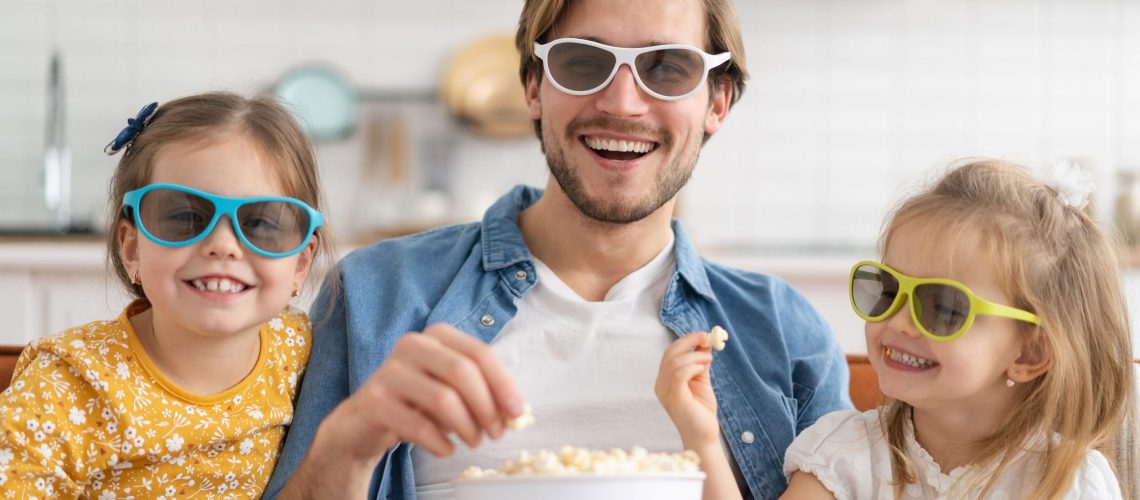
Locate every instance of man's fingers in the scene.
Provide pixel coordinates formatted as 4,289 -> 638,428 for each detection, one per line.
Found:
386,357 -> 484,448
402,336 -> 504,440
377,395 -> 455,457
338,373 -> 454,459
424,324 -> 526,419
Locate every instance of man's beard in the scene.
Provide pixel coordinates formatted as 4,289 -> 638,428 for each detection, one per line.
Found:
540,116 -> 699,224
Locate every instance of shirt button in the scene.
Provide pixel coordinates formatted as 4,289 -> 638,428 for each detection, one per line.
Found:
740,431 -> 755,444
480,315 -> 495,327
515,270 -> 527,280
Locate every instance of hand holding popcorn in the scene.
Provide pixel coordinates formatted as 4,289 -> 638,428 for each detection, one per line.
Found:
655,327 -> 745,500
655,332 -> 719,450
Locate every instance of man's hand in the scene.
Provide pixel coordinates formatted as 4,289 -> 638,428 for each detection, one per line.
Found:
283,323 -> 525,498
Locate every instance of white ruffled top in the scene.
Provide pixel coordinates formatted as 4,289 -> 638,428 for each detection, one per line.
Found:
783,409 -> 1122,499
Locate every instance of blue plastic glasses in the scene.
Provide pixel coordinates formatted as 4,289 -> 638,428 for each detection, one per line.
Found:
122,183 -> 323,258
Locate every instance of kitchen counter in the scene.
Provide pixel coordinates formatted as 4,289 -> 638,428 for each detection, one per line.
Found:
0,238 -> 106,270
0,241 -> 1134,357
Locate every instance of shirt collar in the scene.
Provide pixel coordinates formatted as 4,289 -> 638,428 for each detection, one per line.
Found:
479,184 -> 714,300
480,185 -> 542,272
670,219 -> 714,300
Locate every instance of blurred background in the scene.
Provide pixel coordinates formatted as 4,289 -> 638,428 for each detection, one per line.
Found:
1,0 -> 1138,353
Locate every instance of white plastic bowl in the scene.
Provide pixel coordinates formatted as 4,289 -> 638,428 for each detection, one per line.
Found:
453,472 -> 705,500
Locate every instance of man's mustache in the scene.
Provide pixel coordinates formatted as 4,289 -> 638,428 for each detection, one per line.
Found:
565,116 -> 671,149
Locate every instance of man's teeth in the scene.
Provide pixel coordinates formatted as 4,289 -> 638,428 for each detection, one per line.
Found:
191,278 -> 246,293
584,136 -> 654,153
885,347 -> 936,368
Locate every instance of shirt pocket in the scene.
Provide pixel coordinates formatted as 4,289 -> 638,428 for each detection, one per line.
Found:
788,382 -> 817,427
780,393 -> 799,424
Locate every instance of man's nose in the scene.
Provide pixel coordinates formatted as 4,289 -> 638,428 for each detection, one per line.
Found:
200,216 -> 245,259
594,64 -> 651,117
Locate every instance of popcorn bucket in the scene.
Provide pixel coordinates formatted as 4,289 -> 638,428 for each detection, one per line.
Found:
453,472 -> 705,500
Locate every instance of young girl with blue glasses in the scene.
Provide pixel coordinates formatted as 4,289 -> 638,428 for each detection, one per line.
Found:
659,160 -> 1136,499
0,92 -> 335,498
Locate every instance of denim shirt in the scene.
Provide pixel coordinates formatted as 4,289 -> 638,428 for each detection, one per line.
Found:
265,185 -> 852,500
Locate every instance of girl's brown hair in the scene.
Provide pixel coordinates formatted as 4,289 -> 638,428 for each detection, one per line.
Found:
878,159 -> 1135,499
105,91 -> 338,314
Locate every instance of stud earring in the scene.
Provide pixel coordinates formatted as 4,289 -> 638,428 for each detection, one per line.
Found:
1006,370 -> 1020,387
291,287 -> 300,298
132,271 -> 141,285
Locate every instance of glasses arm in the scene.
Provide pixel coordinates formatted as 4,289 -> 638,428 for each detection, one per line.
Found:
972,300 -> 1040,326
706,52 -> 731,69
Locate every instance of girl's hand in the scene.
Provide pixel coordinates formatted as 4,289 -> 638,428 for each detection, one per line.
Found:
655,332 -> 719,449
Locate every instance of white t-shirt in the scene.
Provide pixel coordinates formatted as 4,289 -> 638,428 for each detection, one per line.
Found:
783,409 -> 1123,500
413,236 -> 688,498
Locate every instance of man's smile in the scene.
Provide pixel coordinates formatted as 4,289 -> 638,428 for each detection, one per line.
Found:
583,135 -> 657,161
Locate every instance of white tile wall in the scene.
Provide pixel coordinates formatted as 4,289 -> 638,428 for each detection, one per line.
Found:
690,0 -> 1134,250
0,0 -> 1137,252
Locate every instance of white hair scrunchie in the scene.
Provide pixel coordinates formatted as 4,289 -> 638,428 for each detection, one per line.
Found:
1040,159 -> 1094,210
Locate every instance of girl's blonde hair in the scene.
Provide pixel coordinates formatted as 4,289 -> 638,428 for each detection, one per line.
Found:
879,159 -> 1135,499
105,91 -> 338,314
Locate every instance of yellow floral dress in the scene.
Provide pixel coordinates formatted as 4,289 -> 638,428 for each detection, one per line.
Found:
0,300 -> 311,499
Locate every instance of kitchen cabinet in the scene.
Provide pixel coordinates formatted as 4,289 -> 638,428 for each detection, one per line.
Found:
0,240 -> 329,346
0,241 -> 129,345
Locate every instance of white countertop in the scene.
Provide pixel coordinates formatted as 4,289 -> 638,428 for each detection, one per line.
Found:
0,240 -> 107,270
0,239 -> 871,276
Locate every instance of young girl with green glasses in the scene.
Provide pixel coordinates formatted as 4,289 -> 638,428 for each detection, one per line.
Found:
0,92 -> 336,498
780,160 -> 1136,498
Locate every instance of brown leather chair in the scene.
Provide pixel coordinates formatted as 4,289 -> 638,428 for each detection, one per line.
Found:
846,354 -> 884,411
0,345 -> 22,392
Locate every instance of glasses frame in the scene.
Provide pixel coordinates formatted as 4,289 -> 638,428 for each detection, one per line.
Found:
122,183 -> 323,259
849,260 -> 1040,342
532,37 -> 732,101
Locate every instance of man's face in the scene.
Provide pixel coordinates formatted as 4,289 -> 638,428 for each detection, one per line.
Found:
525,0 -> 731,224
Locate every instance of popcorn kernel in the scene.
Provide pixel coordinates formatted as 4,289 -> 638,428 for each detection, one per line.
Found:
703,325 -> 729,351
505,403 -> 535,431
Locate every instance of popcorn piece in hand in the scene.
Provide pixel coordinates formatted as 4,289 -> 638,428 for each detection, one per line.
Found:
702,325 -> 729,351
505,403 -> 535,431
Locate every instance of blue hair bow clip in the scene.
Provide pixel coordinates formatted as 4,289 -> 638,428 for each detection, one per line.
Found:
104,102 -> 159,156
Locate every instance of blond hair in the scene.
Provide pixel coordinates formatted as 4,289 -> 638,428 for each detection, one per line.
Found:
878,160 -> 1135,499
514,0 -> 749,134
104,92 -> 338,314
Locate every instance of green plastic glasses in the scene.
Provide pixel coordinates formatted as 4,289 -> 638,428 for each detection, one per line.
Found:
849,260 -> 1039,342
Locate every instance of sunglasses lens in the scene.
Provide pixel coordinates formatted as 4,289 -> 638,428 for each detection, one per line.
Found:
236,201 -> 312,254
634,48 -> 706,97
546,42 -> 617,92
138,189 -> 216,243
914,284 -> 970,337
851,264 -> 899,318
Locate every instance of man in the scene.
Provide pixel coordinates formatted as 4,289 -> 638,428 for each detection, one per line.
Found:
266,0 -> 851,498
